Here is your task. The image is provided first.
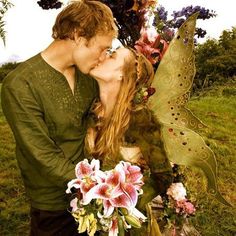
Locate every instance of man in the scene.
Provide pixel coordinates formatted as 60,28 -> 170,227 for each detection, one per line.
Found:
1,1 -> 117,235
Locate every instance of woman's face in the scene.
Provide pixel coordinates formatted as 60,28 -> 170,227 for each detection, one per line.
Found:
89,47 -> 132,83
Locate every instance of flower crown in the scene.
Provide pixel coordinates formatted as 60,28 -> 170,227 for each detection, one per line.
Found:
133,86 -> 156,104
130,48 -> 156,105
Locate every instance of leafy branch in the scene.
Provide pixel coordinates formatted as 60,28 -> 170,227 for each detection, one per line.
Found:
0,0 -> 13,46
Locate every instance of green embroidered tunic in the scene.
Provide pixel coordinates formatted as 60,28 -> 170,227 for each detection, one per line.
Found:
1,54 -> 98,210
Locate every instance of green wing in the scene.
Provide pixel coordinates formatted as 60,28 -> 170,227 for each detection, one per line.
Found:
150,13 -> 204,130
162,124 -> 230,206
149,13 -> 230,206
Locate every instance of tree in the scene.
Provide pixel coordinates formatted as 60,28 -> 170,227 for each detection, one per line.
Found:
219,27 -> 236,51
0,61 -> 19,82
0,0 -> 13,45
194,27 -> 236,89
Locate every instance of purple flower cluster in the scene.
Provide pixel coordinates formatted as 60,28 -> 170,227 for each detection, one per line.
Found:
155,5 -> 168,22
153,5 -> 216,40
172,5 -> 216,21
37,0 -> 62,10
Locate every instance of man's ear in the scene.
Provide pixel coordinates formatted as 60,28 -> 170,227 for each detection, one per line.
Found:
74,31 -> 88,46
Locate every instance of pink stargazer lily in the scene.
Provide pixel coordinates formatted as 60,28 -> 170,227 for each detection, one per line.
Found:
135,28 -> 168,65
102,185 -> 138,217
75,158 -> 100,179
116,161 -> 144,190
81,169 -> 124,207
110,183 -> 138,208
67,159 -> 147,235
82,161 -> 144,217
67,159 -> 145,219
66,159 -> 105,198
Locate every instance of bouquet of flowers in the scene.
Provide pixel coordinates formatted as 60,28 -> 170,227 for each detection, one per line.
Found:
152,182 -> 196,235
165,182 -> 196,223
66,159 -> 147,236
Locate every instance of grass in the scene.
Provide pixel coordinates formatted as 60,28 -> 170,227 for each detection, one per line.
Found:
0,81 -> 235,235
185,80 -> 236,236
0,84 -> 30,235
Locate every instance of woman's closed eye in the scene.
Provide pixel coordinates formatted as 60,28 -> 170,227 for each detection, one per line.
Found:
106,48 -> 118,58
110,51 -> 117,58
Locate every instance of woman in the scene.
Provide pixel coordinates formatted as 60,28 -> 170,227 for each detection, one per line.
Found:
86,47 -> 173,235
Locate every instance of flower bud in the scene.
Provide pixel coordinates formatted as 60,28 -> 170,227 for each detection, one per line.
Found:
124,215 -> 142,228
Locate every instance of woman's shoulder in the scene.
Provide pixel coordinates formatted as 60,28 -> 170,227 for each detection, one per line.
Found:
125,107 -> 162,144
130,107 -> 160,128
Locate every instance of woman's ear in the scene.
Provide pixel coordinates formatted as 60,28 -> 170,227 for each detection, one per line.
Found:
118,74 -> 123,81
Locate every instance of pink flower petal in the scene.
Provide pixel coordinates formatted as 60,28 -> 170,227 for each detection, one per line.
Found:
109,217 -> 118,236
110,194 -> 131,209
106,170 -> 122,186
82,183 -> 113,205
134,30 -> 169,65
103,200 -> 115,217
105,170 -> 124,196
91,183 -> 111,198
66,179 -> 81,193
121,183 -> 138,207
80,178 -> 96,194
90,158 -> 100,171
70,197 -> 78,212
113,164 -> 126,183
75,159 -> 93,178
117,162 -> 144,190
126,165 -> 143,183
92,169 -> 106,183
141,32 -> 151,44
151,34 -> 161,48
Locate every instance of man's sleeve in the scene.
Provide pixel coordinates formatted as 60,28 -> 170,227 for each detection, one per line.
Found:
1,82 -> 76,187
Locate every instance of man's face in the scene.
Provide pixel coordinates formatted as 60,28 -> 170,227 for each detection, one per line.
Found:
73,34 -> 114,74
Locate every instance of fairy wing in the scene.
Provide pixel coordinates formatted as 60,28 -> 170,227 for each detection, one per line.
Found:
150,13 -> 203,129
149,13 -> 230,206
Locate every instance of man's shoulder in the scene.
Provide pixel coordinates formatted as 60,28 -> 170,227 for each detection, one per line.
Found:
2,54 -> 45,87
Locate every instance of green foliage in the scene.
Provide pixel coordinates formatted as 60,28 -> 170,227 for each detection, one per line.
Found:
0,62 -> 19,82
219,27 -> 236,51
194,27 -> 236,91
0,0 -> 14,45
0,20 -> 5,45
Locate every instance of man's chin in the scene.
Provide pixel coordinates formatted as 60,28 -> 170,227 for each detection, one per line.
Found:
79,68 -> 90,75
88,67 -> 96,77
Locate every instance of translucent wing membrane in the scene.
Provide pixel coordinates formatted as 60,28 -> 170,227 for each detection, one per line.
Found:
149,13 -> 231,206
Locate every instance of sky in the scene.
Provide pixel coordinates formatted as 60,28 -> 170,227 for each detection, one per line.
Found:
0,0 -> 235,64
